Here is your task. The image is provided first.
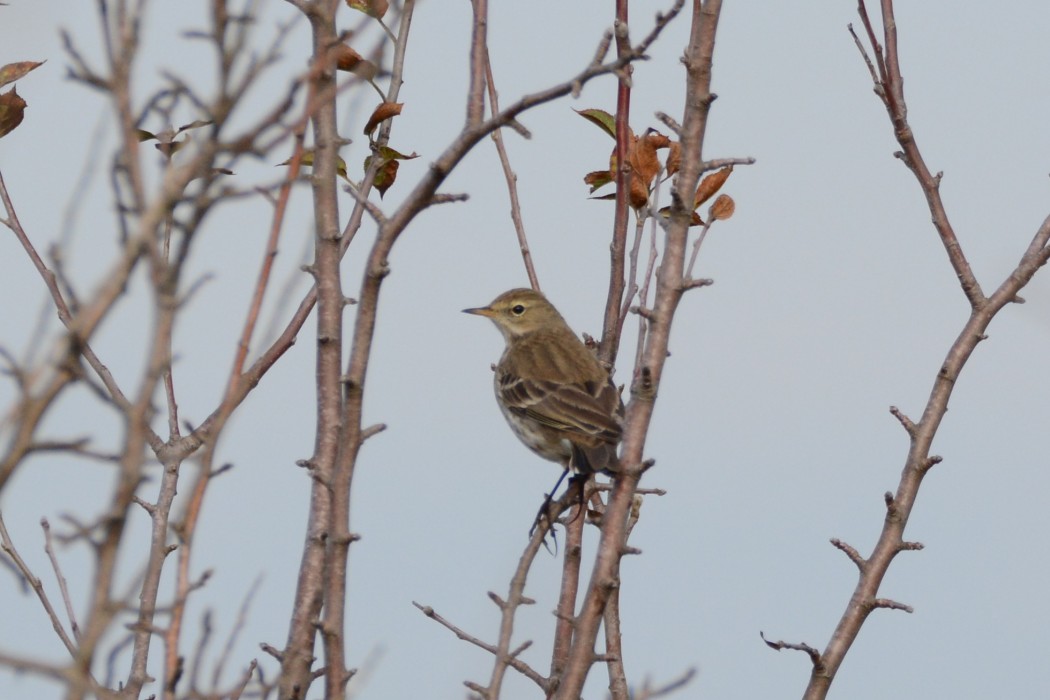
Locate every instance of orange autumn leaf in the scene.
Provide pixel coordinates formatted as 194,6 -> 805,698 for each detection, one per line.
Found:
622,130 -> 671,209
708,194 -> 735,221
665,141 -> 681,177
630,131 -> 668,189
333,44 -> 363,70
332,44 -> 378,80
628,177 -> 649,209
364,101 -> 402,137
0,87 -> 27,139
694,165 -> 733,207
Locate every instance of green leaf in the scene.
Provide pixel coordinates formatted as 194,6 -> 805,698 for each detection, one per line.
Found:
376,145 -> 418,161
575,108 -> 616,139
584,169 -> 614,194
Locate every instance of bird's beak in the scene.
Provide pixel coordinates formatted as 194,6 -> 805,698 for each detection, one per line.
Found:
462,305 -> 495,317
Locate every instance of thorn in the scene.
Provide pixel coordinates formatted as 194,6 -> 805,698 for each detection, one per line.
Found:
921,455 -> 942,471
759,632 -> 823,669
464,680 -> 488,695
210,462 -> 234,478
430,192 -> 471,205
655,111 -> 682,135
830,538 -> 865,570
361,423 -> 387,441
259,643 -> 283,661
681,277 -> 714,290
889,405 -> 915,435
872,597 -> 913,613
509,640 -> 532,658
132,496 -> 156,514
630,305 -> 655,319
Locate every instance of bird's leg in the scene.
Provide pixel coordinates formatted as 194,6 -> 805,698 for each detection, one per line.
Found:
531,470 -> 594,555
530,467 -> 571,550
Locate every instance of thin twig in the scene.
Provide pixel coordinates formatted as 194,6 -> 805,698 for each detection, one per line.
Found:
481,22 -> 540,290
413,601 -> 548,691
42,518 -> 82,643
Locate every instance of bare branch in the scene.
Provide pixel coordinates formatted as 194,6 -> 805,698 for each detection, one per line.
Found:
482,31 -> 540,291
413,601 -> 548,691
761,631 -> 824,669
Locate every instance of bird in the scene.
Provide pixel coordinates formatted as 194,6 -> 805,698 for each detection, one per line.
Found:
463,288 -> 624,478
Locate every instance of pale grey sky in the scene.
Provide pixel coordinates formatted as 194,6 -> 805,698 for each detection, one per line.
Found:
2,2 -> 1050,699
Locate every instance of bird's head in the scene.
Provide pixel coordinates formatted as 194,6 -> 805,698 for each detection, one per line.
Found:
463,288 -> 564,340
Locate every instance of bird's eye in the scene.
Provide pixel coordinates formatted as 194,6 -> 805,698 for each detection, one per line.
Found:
511,304 -> 526,316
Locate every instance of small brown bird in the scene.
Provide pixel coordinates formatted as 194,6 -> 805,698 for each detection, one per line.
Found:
464,288 -> 623,476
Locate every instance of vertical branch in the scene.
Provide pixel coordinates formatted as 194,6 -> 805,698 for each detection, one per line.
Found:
794,4 -> 1050,698
70,3 -> 172,695
279,0 -> 345,697
466,0 -> 487,128
599,0 -> 633,367
486,493 -> 577,698
548,479 -> 589,695
555,2 -> 723,697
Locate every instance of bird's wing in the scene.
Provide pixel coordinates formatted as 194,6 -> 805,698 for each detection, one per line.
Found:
497,371 -> 622,443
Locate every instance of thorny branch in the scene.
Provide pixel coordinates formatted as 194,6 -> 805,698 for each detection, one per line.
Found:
782,4 -> 1050,700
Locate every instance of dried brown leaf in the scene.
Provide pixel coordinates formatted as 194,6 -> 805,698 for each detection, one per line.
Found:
332,44 -> 377,80
176,119 -> 213,134
708,194 -> 735,221
365,155 -> 399,197
0,60 -> 44,89
631,132 -> 665,191
665,141 -> 681,177
0,87 -> 27,139
364,101 -> 402,137
694,165 -> 733,208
